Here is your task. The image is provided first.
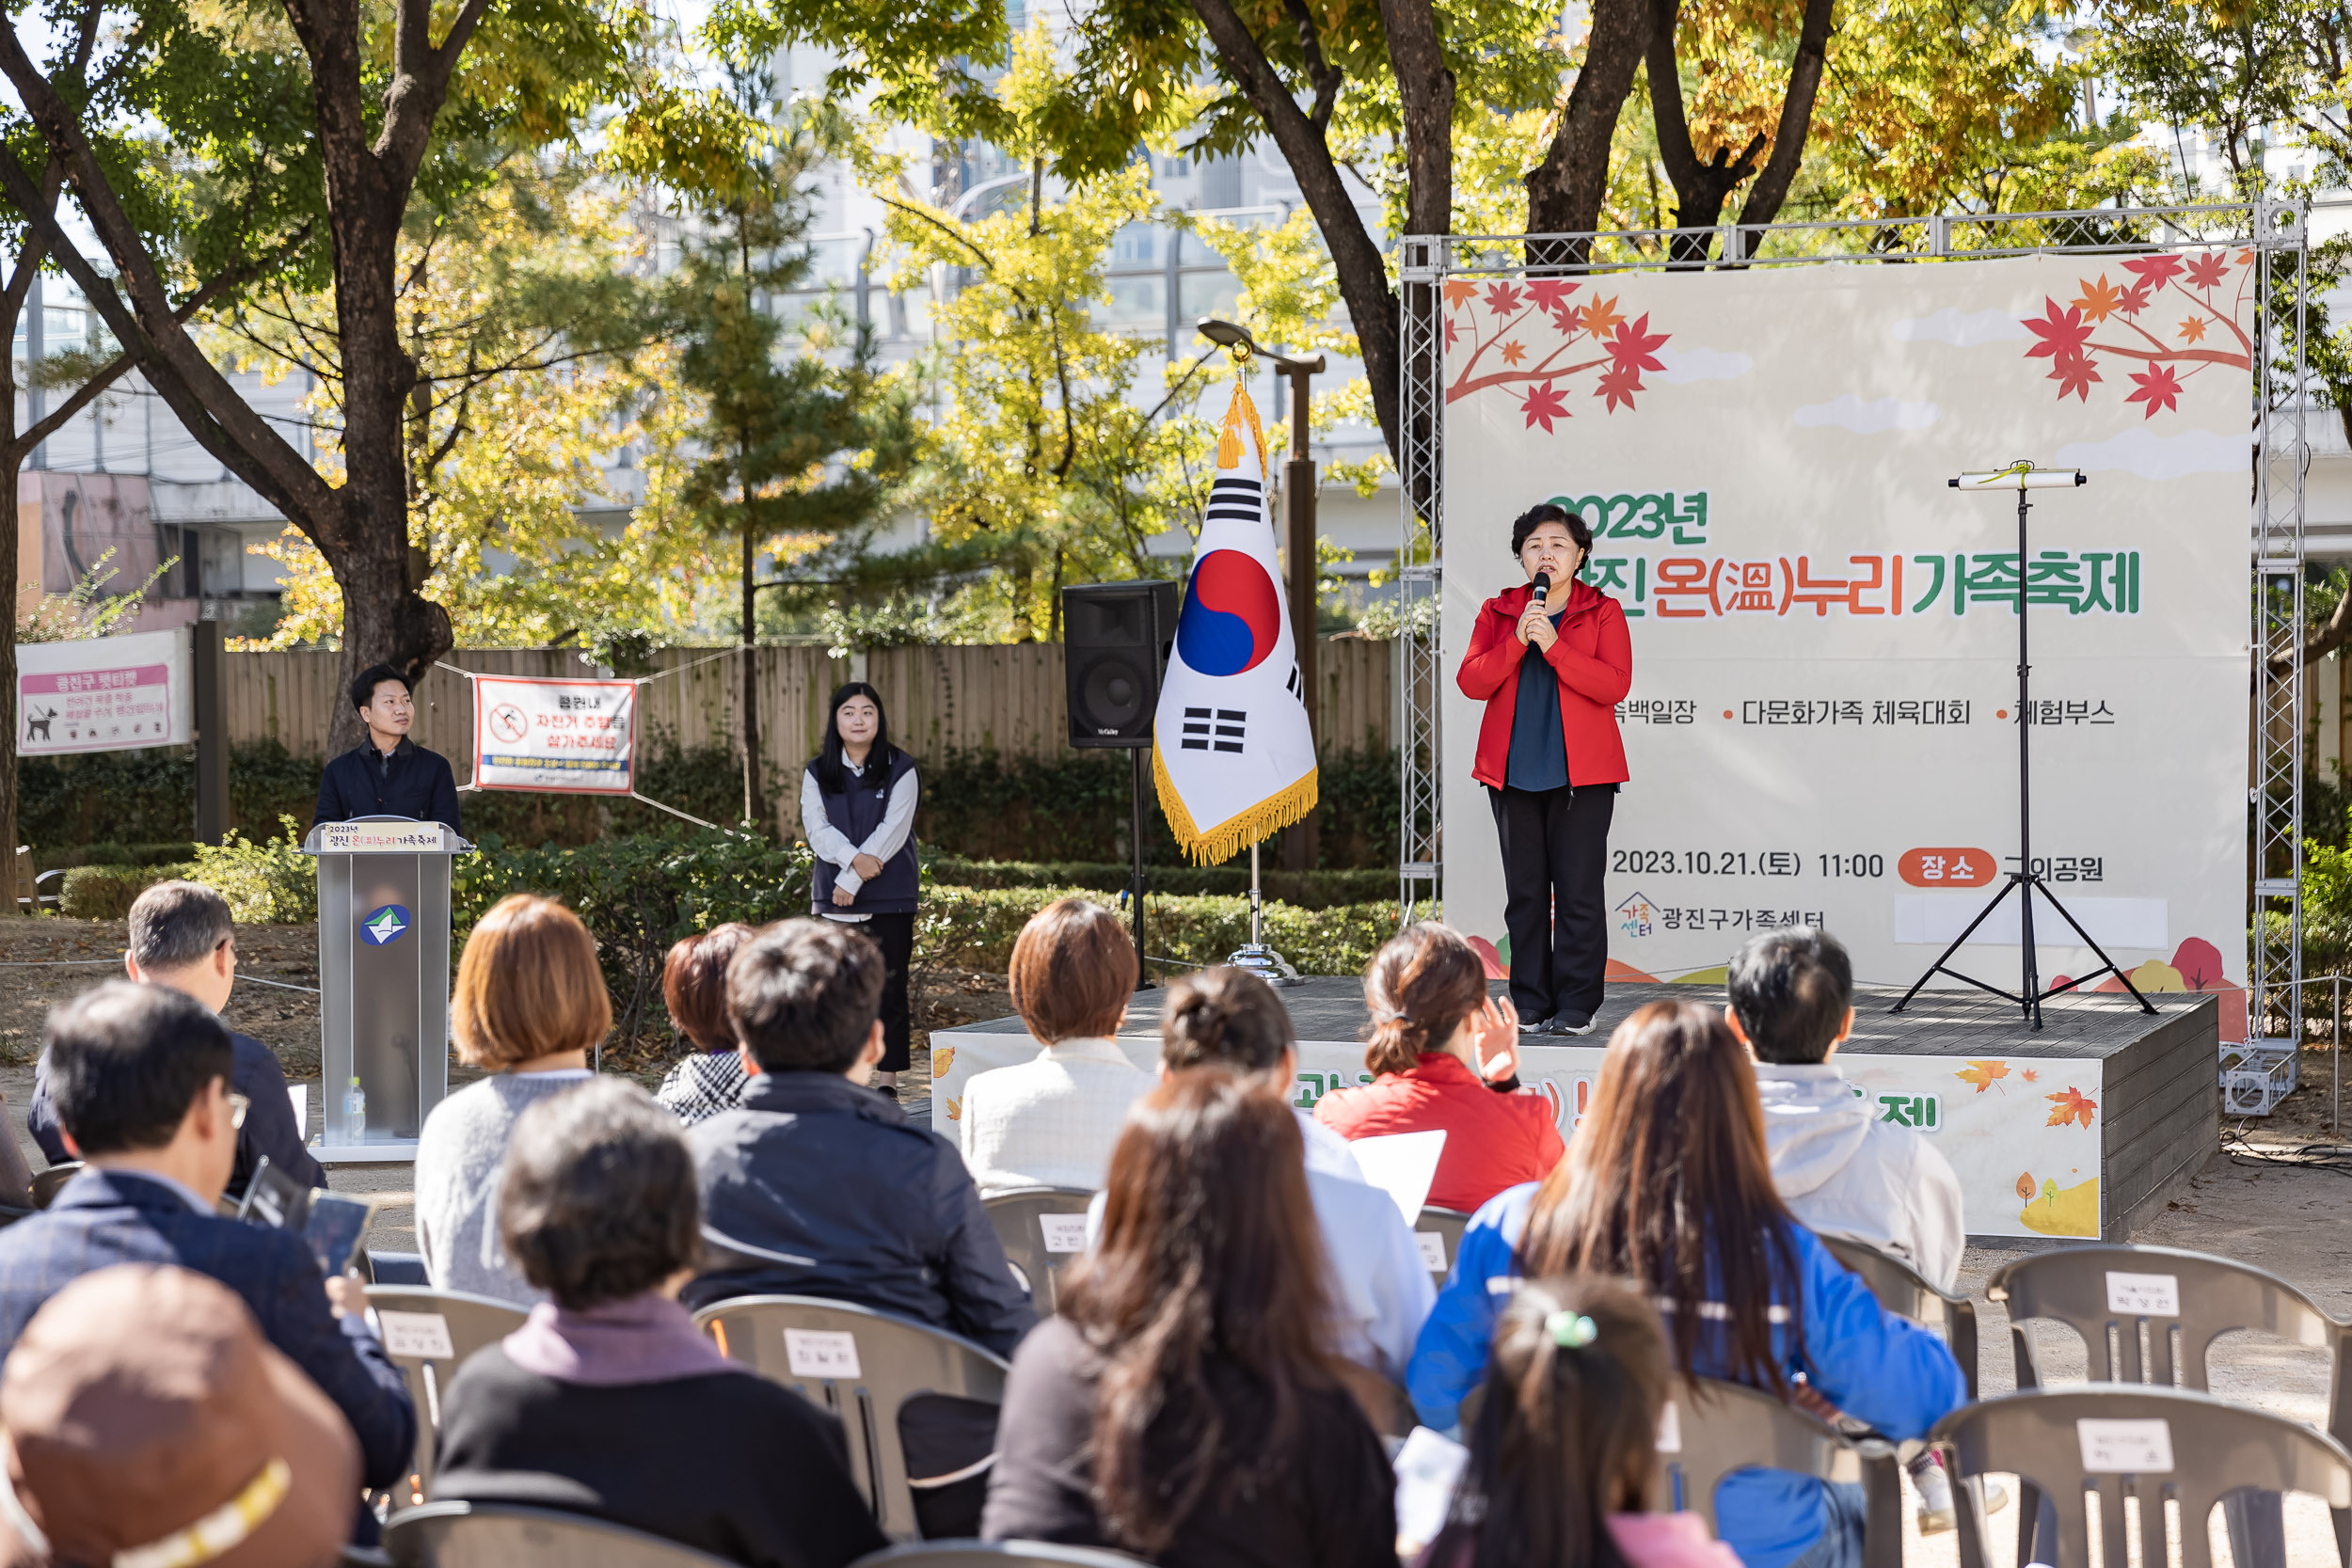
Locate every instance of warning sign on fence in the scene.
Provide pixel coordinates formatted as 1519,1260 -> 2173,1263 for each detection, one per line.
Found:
471,675 -> 635,794
18,627 -> 191,755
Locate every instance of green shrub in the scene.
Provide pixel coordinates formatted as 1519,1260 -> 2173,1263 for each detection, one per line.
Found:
916,884 -> 1395,977
189,818 -> 318,925
925,853 -> 1392,911
60,862 -> 194,920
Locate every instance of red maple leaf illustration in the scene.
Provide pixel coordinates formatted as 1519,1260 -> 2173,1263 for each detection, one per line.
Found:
1483,282 -> 1524,317
1443,316 -> 1459,350
2125,362 -> 2183,419
1499,340 -> 1528,366
1526,278 -> 1580,323
2185,250 -> 2229,291
2023,300 -> 2092,361
2117,279 -> 2153,317
2045,1086 -> 2097,1129
1520,380 -> 1570,433
2047,349 -> 2101,402
2021,1068 -> 2041,1083
1442,279 -> 1478,308
1606,314 -> 1669,375
2121,253 -> 2184,289
1596,362 -> 1644,411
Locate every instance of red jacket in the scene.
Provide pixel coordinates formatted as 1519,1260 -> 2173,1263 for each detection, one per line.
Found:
1456,578 -> 1632,789
1312,1052 -> 1566,1215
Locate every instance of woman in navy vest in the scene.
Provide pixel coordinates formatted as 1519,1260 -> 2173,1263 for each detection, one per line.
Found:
800,682 -> 921,1096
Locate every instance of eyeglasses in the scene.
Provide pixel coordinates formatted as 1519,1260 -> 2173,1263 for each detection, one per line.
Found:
228,1093 -> 249,1131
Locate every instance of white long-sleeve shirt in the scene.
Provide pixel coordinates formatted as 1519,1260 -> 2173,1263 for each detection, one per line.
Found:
800,756 -> 919,924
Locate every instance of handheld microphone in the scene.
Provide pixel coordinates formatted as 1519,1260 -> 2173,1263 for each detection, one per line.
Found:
1531,570 -> 1551,610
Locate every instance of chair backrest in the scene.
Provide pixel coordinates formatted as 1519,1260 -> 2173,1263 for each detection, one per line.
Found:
981,1187 -> 1095,1311
1986,1243 -> 2349,1436
1662,1376 -> 1864,1533
1935,1386 -> 2352,1568
1820,1233 -> 1981,1400
850,1542 -> 1152,1568
694,1294 -> 1010,1541
383,1500 -> 739,1568
1413,1207 -> 1470,1284
363,1286 -> 532,1499
29,1163 -> 79,1209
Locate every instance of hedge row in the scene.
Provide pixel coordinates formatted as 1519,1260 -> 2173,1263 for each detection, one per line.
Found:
925,853 -> 1393,911
917,884 -> 1395,978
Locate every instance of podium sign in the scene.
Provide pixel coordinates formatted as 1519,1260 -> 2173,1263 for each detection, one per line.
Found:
303,817 -> 471,1163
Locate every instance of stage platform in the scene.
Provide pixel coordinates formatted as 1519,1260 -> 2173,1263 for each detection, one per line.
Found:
929,978 -> 2218,1243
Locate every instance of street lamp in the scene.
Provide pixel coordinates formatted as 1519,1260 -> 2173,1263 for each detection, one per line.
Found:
1196,317 -> 1326,871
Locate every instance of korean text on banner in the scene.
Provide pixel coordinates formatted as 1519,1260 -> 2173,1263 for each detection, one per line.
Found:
17,627 -> 191,754
471,675 -> 635,794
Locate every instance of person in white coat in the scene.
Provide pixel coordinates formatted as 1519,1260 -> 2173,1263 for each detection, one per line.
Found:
1724,926 -> 1993,1538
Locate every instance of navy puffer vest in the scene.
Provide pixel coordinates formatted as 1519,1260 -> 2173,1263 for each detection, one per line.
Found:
808,747 -> 920,915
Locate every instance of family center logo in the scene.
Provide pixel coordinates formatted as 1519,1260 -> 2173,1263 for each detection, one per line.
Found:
361,905 -> 411,946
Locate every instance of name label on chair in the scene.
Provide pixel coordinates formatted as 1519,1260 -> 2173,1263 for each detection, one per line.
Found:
1656,1402 -> 1681,1454
2105,1272 -> 2180,1317
785,1328 -> 863,1379
1416,1232 -> 1448,1273
376,1311 -> 455,1360
1039,1213 -> 1089,1254
2077,1418 -> 2173,1473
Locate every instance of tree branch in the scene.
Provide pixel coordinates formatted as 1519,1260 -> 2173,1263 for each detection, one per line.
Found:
1733,0 -> 1836,229
1525,0 -> 1654,251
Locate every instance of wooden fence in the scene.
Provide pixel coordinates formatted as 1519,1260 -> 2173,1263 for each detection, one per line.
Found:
222,637 -> 1397,773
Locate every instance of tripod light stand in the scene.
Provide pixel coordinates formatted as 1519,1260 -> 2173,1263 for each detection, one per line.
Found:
1890,461 -> 2155,1031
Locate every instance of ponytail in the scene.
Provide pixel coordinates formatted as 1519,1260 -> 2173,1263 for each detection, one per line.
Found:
1360,923 -> 1488,1076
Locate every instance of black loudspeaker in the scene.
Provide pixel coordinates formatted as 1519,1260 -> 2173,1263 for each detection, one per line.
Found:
1063,579 -> 1181,748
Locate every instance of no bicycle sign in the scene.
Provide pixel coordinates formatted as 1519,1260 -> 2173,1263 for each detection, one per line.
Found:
470,674 -> 635,794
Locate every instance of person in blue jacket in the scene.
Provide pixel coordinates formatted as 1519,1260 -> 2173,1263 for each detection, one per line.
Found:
1406,999 -> 1965,1568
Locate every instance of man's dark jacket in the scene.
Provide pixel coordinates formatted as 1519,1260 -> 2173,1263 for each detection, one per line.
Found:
0,1169 -> 416,1490
27,1032 -> 324,1200
312,736 -> 461,832
684,1072 -> 1035,1356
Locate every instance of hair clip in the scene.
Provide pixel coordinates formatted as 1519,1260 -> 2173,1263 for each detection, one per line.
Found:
1547,1310 -> 1598,1349
1373,1009 -> 1409,1024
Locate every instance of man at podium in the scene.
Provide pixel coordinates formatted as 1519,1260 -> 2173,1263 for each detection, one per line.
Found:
312,664 -> 462,833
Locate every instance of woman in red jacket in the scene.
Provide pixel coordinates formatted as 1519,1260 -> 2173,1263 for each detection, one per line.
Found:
1456,502 -> 1631,1036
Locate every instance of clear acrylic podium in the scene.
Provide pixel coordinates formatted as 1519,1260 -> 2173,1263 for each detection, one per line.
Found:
303,816 -> 471,1163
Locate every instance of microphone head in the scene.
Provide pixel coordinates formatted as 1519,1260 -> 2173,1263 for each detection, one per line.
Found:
1531,571 -> 1551,605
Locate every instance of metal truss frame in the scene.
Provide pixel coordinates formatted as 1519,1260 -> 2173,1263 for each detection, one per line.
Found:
1397,205 -> 2309,1078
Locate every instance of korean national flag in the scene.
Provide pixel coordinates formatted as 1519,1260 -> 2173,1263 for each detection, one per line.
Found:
1151,383 -> 1318,863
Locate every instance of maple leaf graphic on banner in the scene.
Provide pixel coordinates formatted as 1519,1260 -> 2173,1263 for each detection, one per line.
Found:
2018,249 -> 2250,410
2020,1068 -> 2040,1082
1596,362 -> 1643,411
2048,351 -> 2101,402
1441,279 -> 1672,414
2185,251 -> 2229,291
2045,1086 -> 2097,1129
2074,275 -> 2128,322
1499,340 -> 1528,366
1607,315 -> 1669,375
1580,295 -> 1627,339
1955,1059 -> 2010,1094
1520,380 -> 1570,432
2126,362 -> 2183,418
1483,282 -> 1523,316
1442,279 -> 1478,308
2178,317 -> 2208,343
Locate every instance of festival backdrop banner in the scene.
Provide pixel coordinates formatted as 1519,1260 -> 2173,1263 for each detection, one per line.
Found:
470,674 -> 636,793
18,627 -> 191,754
1439,253 -> 2250,1039
1152,384 -> 1319,863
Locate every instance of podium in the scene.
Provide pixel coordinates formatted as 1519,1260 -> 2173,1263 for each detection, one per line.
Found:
303,816 -> 472,1163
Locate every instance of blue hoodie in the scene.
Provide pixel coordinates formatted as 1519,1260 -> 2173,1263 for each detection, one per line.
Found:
1406,1182 -> 1966,1568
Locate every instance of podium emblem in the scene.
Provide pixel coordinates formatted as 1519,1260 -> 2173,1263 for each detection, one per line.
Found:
361,905 -> 412,946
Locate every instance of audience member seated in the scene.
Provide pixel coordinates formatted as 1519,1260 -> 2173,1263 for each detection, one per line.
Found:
1408,1001 -> 1965,1568
30,879 -> 323,1201
1727,927 -> 1982,1538
0,1264 -> 362,1568
432,1077 -> 888,1568
984,1069 -> 1398,1568
655,923 -> 761,1127
1422,1275 -> 1739,1568
416,895 -> 608,1307
960,897 -> 1152,1193
1131,966 -> 1432,1381
685,919 -> 1034,1354
0,983 -> 416,1516
1314,923 -> 1563,1213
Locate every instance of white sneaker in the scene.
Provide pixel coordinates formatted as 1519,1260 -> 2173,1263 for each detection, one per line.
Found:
1915,1470 -> 2010,1535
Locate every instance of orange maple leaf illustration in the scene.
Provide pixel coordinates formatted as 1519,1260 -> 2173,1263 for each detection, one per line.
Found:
2045,1086 -> 2097,1129
1442,279 -> 1478,308
1500,340 -> 1528,366
1955,1059 -> 2010,1093
2021,1068 -> 2040,1082
2073,275 -> 2127,322
2178,317 -> 2208,343
1580,295 -> 1626,339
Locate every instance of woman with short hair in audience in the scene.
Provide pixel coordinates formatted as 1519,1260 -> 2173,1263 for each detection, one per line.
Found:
1423,1275 -> 1739,1568
1407,1001 -> 1965,1568
983,1069 -> 1398,1568
958,897 -> 1152,1193
1314,923 -> 1562,1213
654,923 -> 760,1126
416,894 -> 609,1307
432,1077 -> 887,1568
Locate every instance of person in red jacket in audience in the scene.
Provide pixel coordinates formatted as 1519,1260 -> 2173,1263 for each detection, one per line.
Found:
1314,924 -> 1565,1215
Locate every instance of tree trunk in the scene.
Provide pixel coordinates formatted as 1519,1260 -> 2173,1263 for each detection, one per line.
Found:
1646,0 -> 1767,263
1732,0 -> 1836,230
1525,0 -> 1655,261
739,512 -> 765,831
0,456 -> 19,900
